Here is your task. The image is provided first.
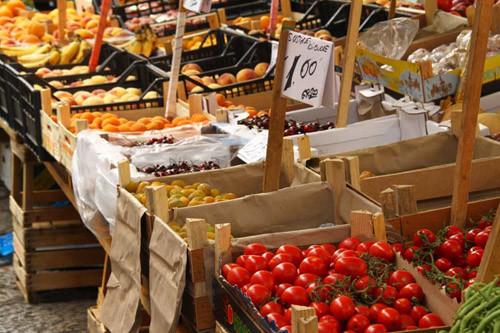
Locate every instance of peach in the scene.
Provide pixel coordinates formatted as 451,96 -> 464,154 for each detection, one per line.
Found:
48,80 -> 64,88
74,91 -> 92,105
120,93 -> 139,102
186,75 -> 204,92
103,93 -> 118,104
126,87 -> 141,96
35,67 -> 51,77
208,83 -> 221,89
90,75 -> 107,84
236,68 -> 258,83
97,92 -> 107,99
254,62 -> 269,78
314,29 -> 331,38
143,91 -> 158,99
53,91 -> 73,99
74,28 -> 94,39
201,76 -> 215,85
82,96 -> 104,106
181,63 -> 203,74
191,86 -> 204,93
69,81 -> 83,87
92,89 -> 107,96
109,87 -> 126,98
59,96 -> 77,106
183,69 -> 201,76
217,73 -> 236,86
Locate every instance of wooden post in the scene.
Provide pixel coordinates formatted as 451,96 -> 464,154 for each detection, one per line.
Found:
392,185 -> 418,215
322,159 -> 346,224
350,210 -> 375,239
186,218 -> 208,250
372,212 -> 387,242
262,19 -> 295,193
333,46 -> 342,67
450,0 -> 494,229
281,137 -> 295,185
336,0 -> 363,128
341,156 -> 361,190
476,204 -> 500,283
380,188 -> 397,218
281,0 -> 293,18
188,94 -> 203,115
215,109 -> 228,123
425,0 -> 437,25
217,9 -> 227,25
57,0 -> 67,45
41,89 -> 52,116
269,0 -> 280,38
388,0 -> 397,20
117,159 -> 131,187
291,305 -> 318,333
214,223 -> 232,275
88,0 -> 111,72
297,136 -> 311,162
492,4 -> 500,34
145,185 -> 169,222
75,119 -> 88,133
165,1 -> 187,119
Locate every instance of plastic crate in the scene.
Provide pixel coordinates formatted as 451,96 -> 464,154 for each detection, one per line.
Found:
221,0 -> 270,21
0,232 -> 13,256
151,29 -> 262,72
0,62 -> 14,127
16,62 -> 167,161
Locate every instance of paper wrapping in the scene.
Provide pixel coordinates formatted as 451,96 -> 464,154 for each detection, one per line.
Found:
100,188 -> 146,333
149,217 -> 188,333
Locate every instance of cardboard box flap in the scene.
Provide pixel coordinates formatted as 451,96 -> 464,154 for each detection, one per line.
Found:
101,188 -> 146,333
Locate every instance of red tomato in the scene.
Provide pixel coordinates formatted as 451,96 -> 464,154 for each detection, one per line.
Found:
355,306 -> 370,318
318,321 -> 342,333
369,242 -> 395,261
262,252 -> 275,263
467,248 -> 484,267
394,298 -> 411,314
222,263 -> 240,279
236,255 -> 249,267
251,270 -> 275,291
392,243 -> 405,254
475,231 -> 490,248
466,228 -> 481,242
281,286 -> 309,306
334,257 -> 367,277
284,308 -> 291,322
307,282 -> 331,302
335,250 -> 360,262
279,326 -> 291,332
276,245 -> 303,266
399,314 -> 416,329
241,283 -> 251,293
273,262 -> 298,284
339,237 -> 362,250
259,302 -> 283,316
465,278 -> 476,288
308,247 -> 332,265
365,324 -> 388,333
454,254 -> 467,268
467,269 -> 477,279
377,308 -> 401,331
330,296 -> 356,321
357,241 -> 375,253
305,245 -> 321,255
446,225 -> 463,238
389,271 -> 416,291
413,229 -> 436,246
245,255 -> 268,275
446,283 -> 461,302
227,267 -> 250,287
275,283 -> 292,297
403,246 -> 419,261
449,233 -> 465,248
435,258 -> 453,272
375,285 -> 398,305
410,306 -> 427,322
310,301 -> 331,318
266,313 -> 289,328
355,276 -> 376,294
416,264 -> 431,276
294,273 -> 319,288
446,267 -> 465,279
299,256 -> 328,277
332,248 -> 348,262
320,243 -> 336,255
324,273 -> 346,284
244,243 -> 268,255
398,283 -> 424,302
246,284 -> 270,307
347,314 -> 370,333
320,315 -> 341,325
269,253 -> 294,270
439,239 -> 463,260
369,304 -> 387,323
477,217 -> 493,229
418,314 -> 444,328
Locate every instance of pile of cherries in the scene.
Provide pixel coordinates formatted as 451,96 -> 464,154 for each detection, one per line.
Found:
137,136 -> 176,146
238,114 -> 335,136
140,161 -> 220,177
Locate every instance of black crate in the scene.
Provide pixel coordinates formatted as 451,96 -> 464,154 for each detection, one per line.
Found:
0,62 -> 14,127
221,0 -> 270,21
148,12 -> 213,40
15,62 -> 166,161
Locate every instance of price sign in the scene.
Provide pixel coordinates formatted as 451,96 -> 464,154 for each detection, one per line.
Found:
281,31 -> 337,108
183,0 -> 211,13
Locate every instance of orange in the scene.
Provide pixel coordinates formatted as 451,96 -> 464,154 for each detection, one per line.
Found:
102,124 -> 119,132
246,109 -> 257,118
151,116 -> 169,124
80,112 -> 94,123
260,16 -> 270,31
137,117 -> 151,125
257,111 -> 269,117
0,6 -> 14,18
146,122 -> 162,131
89,124 -> 98,129
172,116 -> 189,127
191,114 -> 207,123
0,17 -> 12,25
102,117 -> 120,127
101,113 -> 117,119
163,123 -> 172,129
73,114 -> 82,119
277,15 -> 283,23
27,21 -> 45,39
6,0 -> 26,15
118,124 -> 131,132
215,93 -> 225,106
125,120 -> 135,127
118,118 -> 127,124
223,101 -> 233,108
176,120 -> 193,127
130,123 -> 147,132
20,34 -> 40,44
92,112 -> 102,117
91,117 -> 103,128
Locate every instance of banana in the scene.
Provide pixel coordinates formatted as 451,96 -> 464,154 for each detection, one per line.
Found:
48,50 -> 61,65
18,53 -> 51,68
59,38 -> 81,64
141,39 -> 154,57
33,43 -> 53,55
116,37 -> 136,50
71,39 -> 91,64
1,44 -> 40,57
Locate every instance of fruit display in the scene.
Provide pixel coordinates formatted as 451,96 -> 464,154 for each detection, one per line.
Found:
39,74 -> 133,89
0,37 -> 92,68
167,221 -> 218,241
221,238 -> 445,332
407,31 -> 500,76
140,160 -> 221,176
136,135 -> 176,146
436,0 -> 499,17
403,210 -> 497,302
126,179 -> 238,207
115,25 -> 159,57
124,11 -> 207,33
441,277 -> 500,333
52,87 -> 157,107
35,66 -> 97,78
486,132 -> 500,142
360,171 -> 374,180
182,34 -> 218,51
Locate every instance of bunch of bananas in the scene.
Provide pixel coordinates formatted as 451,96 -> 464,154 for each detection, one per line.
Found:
0,36 -> 91,68
116,25 -> 157,57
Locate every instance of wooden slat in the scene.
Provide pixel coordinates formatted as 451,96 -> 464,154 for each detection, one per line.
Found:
44,162 -> 77,208
26,268 -> 103,291
360,157 -> 500,202
181,291 -> 215,330
350,210 -> 374,239
11,153 -> 21,204
477,203 -> 500,283
282,137 -> 295,184
188,248 -> 206,284
9,196 -> 80,225
380,188 -> 397,218
25,247 -> 104,271
393,185 -> 418,215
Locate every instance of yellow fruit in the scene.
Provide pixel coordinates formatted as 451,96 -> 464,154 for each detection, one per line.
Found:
125,181 -> 139,192
171,180 -> 186,187
136,181 -> 150,193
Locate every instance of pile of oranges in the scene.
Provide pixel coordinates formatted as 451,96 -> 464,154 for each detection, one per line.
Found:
50,112 -> 209,133
215,93 -> 269,119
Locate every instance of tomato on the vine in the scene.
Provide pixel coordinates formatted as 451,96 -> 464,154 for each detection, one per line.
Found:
251,270 -> 275,291
244,243 -> 268,255
466,228 -> 481,242
392,243 -> 405,254
222,263 -> 240,279
368,303 -> 387,322
330,296 -> 355,321
475,231 -> 490,248
439,239 -> 463,260
354,276 -> 376,294
446,267 -> 465,279
259,302 -> 283,316
377,308 -> 401,331
466,248 -> 484,267
280,286 -> 309,307
269,253 -> 294,270
394,298 -> 411,314
403,246 -> 419,261
413,229 -> 436,246
449,233 -> 465,248
275,283 -> 292,297
416,264 -> 431,276
266,313 -> 289,328
435,258 -> 452,272
400,313 -> 417,329
339,237 -> 361,250
318,321 -> 341,333
347,314 -> 370,333
356,241 -> 375,253
262,252 -> 275,263
446,283 -> 461,301
236,255 -> 249,267
334,256 -> 367,277
319,315 -> 340,325
354,305 -> 370,318
320,243 -> 336,255
389,271 -> 416,291
307,247 -> 332,265
375,285 -> 398,305
369,242 -> 395,261
446,225 -> 463,238
398,283 -> 424,302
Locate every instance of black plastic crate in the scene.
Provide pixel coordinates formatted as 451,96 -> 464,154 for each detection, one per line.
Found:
16,62 -> 166,161
0,62 -> 13,127
221,0 -> 270,21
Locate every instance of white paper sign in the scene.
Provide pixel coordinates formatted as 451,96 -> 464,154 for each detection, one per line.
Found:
281,31 -> 336,108
267,41 -> 279,76
183,0 -> 211,13
237,131 -> 269,163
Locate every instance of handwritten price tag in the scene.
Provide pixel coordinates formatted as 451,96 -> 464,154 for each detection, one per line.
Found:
281,31 -> 337,108
183,0 -> 211,13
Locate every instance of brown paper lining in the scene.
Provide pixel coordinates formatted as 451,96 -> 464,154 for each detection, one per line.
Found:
101,188 -> 146,333
149,217 -> 188,333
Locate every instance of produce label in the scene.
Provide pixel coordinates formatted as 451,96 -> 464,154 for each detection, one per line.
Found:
281,31 -> 336,108
183,0 -> 211,13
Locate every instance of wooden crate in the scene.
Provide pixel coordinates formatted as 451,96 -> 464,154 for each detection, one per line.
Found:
88,306 -> 150,333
